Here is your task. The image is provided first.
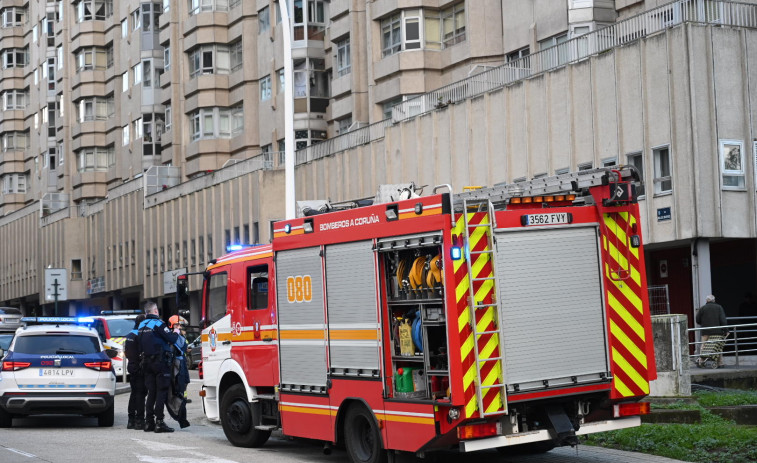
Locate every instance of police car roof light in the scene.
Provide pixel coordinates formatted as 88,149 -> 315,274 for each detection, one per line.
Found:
100,309 -> 142,315
21,316 -> 96,326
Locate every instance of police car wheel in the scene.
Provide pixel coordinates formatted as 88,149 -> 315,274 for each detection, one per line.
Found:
0,407 -> 12,428
344,405 -> 386,463
221,384 -> 270,448
97,404 -> 114,427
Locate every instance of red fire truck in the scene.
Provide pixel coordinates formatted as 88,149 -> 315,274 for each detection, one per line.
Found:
178,167 -> 656,462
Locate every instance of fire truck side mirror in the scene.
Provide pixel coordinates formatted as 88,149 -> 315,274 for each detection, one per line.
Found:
176,276 -> 189,311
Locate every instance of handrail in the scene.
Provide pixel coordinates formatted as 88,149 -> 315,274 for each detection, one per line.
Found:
688,319 -> 757,367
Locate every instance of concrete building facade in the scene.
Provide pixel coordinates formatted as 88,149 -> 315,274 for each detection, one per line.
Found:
1,0 -> 756,327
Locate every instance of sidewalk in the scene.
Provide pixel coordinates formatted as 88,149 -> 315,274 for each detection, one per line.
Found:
690,354 -> 757,389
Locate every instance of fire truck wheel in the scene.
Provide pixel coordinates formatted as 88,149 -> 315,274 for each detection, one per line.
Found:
344,405 -> 386,463
220,384 -> 271,448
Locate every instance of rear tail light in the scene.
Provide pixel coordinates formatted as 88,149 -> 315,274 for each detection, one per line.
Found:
84,361 -> 112,371
198,360 -> 203,380
457,422 -> 500,440
2,361 -> 31,371
614,402 -> 650,417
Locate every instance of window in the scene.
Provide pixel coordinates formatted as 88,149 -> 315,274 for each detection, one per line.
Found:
507,47 -> 529,63
164,45 -> 171,71
122,71 -> 129,92
2,90 -> 27,110
75,146 -> 114,172
627,152 -> 645,197
230,40 -> 242,72
57,46 -> 63,69
188,0 -> 229,16
188,44 -> 232,77
121,19 -> 127,37
1,7 -> 27,27
76,96 -> 114,122
165,105 -> 172,132
72,259 -> 82,280
2,131 -> 28,151
259,6 -> 270,33
14,334 -> 100,355
133,62 -> 142,84
47,147 -> 57,170
206,272 -> 228,324
278,68 -> 285,93
601,157 -> 617,167
131,8 -> 141,30
2,48 -> 28,68
578,162 -> 593,171
719,139 -> 745,190
189,106 -> 244,141
75,0 -> 113,22
1,173 -> 27,194
293,0 -> 327,40
539,32 -> 569,68
260,75 -> 272,100
653,145 -> 672,194
381,5 -> 465,57
122,125 -> 130,145
336,117 -> 352,135
75,47 -> 111,71
336,37 -> 351,76
442,2 -> 465,46
247,266 -> 269,310
133,117 -> 143,140
32,24 -> 38,43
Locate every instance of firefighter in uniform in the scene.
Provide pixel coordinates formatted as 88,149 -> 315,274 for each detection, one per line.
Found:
138,301 -> 179,433
124,314 -> 147,429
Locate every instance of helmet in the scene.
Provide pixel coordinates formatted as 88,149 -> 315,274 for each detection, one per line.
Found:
168,315 -> 188,328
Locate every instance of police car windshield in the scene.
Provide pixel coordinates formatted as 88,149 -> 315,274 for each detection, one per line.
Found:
14,335 -> 100,355
105,318 -> 136,337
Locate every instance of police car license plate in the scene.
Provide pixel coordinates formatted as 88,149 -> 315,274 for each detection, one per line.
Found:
523,213 -> 570,226
40,369 -> 75,376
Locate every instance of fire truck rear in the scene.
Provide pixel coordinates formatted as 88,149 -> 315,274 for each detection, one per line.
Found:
181,167 -> 656,462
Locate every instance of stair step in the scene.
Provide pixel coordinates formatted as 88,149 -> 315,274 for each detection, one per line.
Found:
255,425 -> 279,431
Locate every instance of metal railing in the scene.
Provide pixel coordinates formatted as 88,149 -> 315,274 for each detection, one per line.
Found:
294,119 -> 392,166
648,284 -> 671,315
688,317 -> 757,367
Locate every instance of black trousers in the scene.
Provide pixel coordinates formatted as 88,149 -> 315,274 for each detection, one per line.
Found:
127,371 -> 146,419
144,357 -> 171,422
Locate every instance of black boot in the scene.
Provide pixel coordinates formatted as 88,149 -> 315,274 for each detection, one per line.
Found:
154,420 -> 174,433
134,418 -> 145,430
127,416 -> 135,429
143,420 -> 155,432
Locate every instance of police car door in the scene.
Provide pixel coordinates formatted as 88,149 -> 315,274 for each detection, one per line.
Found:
202,268 -> 232,390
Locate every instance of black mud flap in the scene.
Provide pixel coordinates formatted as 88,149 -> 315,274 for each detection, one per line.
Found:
546,405 -> 578,447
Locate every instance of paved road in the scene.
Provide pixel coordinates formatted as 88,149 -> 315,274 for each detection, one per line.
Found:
0,371 -> 692,463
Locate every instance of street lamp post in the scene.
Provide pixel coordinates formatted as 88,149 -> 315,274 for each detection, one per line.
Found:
279,1 -> 296,220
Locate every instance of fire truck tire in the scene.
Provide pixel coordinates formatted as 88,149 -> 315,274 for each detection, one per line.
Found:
0,408 -> 12,428
220,384 -> 271,448
495,440 -> 555,455
344,405 -> 386,463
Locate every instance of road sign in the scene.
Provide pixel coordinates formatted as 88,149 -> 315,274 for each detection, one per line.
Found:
45,268 -> 68,301
163,268 -> 188,295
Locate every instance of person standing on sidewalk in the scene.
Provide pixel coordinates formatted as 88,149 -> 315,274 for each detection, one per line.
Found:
696,295 -> 728,368
124,314 -> 146,429
138,301 -> 179,433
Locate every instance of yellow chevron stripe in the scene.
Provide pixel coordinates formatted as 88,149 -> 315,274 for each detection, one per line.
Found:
604,239 -> 641,287
605,265 -> 643,314
604,213 -> 640,260
475,307 -> 495,334
612,347 -> 650,394
610,320 -> 648,367
466,397 -> 478,418
461,333 -> 474,363
607,291 -> 645,340
456,273 -> 470,306
479,335 -> 499,360
613,375 -> 635,397
485,395 -> 503,415
482,359 -> 502,386
464,363 -> 477,390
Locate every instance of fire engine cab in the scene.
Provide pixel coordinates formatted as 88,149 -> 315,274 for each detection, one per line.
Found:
179,167 -> 656,462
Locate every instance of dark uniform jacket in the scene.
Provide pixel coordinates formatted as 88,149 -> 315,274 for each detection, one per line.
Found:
138,314 -> 179,358
124,328 -> 142,375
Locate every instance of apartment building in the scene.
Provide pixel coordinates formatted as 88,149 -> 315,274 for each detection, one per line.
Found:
1,0 -> 756,328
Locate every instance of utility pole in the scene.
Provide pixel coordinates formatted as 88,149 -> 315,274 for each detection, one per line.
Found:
280,0 -> 295,219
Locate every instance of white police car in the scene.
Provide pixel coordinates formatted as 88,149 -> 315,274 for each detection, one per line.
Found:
0,317 -> 117,428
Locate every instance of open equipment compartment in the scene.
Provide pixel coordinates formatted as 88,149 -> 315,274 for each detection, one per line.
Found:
377,232 -> 450,401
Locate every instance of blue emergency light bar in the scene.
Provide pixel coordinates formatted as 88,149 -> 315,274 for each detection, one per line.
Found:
21,317 -> 95,325
100,309 -> 142,315
226,243 -> 265,253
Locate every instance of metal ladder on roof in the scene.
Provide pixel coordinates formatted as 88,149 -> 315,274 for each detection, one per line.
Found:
462,198 -> 508,417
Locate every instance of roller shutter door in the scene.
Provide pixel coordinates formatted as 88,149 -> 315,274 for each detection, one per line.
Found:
325,241 -> 380,375
494,226 -> 609,392
276,247 -> 327,390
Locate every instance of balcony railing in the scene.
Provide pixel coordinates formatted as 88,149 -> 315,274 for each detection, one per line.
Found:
294,1 -> 755,164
